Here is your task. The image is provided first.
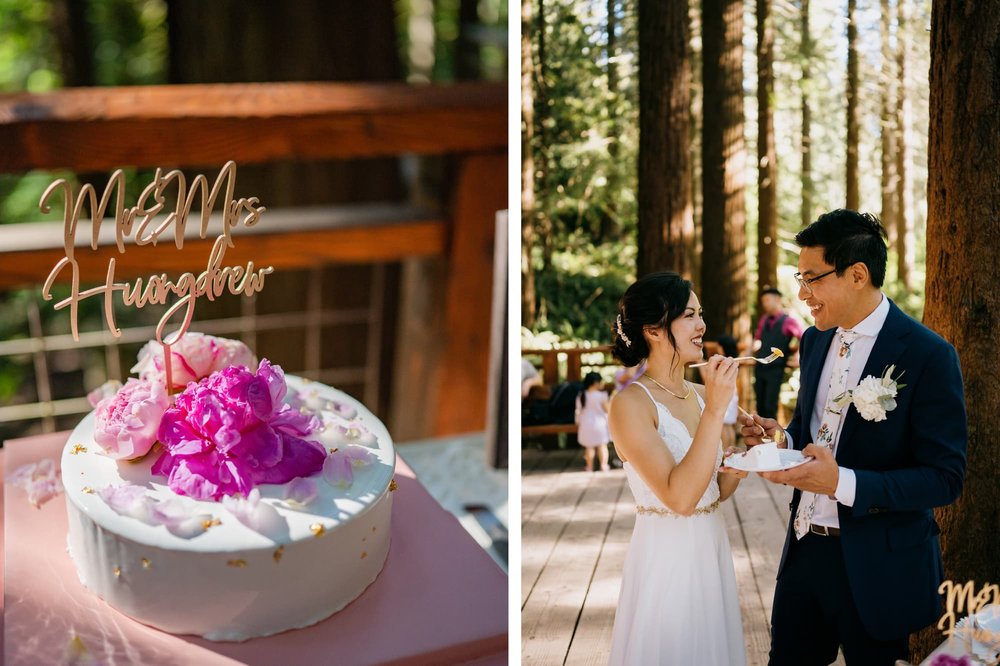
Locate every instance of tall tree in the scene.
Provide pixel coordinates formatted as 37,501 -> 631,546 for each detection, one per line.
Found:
637,0 -> 693,279
846,0 -> 860,210
800,0 -> 812,227
456,0 -> 481,80
913,0 -> 1000,660
895,0 -> 913,288
522,0 -> 537,327
880,0 -> 898,247
756,0 -> 778,293
602,0 -> 619,242
701,0 -> 747,341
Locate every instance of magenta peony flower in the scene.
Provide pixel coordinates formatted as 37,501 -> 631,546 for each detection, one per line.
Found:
132,332 -> 256,391
94,378 -> 169,460
152,360 -> 325,501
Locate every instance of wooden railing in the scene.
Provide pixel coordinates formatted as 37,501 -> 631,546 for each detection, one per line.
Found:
0,81 -> 507,439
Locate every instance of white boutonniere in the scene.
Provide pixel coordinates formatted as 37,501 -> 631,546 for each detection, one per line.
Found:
832,365 -> 907,422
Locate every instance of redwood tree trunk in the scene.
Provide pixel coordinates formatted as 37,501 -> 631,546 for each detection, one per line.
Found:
895,0 -> 912,288
880,0 -> 898,247
800,0 -> 812,227
637,0 -> 693,280
521,0 -> 537,327
912,1 -> 1000,660
756,0 -> 778,293
846,0 -> 860,210
701,0 -> 747,341
601,0 -> 619,242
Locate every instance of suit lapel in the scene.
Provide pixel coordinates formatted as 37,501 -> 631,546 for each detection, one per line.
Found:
797,328 -> 836,451
835,300 -> 909,458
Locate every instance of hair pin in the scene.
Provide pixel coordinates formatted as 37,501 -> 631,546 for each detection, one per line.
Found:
616,314 -> 631,347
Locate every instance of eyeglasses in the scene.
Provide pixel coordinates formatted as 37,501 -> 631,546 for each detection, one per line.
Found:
793,269 -> 837,294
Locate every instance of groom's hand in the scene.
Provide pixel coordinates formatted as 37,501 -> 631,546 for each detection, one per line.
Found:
739,413 -> 787,448
760,444 -> 839,497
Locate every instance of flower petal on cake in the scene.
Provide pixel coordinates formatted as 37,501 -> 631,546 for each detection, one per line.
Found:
150,498 -> 213,539
323,454 -> 353,488
97,484 -> 156,523
317,414 -> 378,449
222,488 -> 286,536
322,446 -> 374,489
283,477 -> 319,506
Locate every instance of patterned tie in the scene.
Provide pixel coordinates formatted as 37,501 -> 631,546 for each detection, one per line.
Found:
793,329 -> 859,539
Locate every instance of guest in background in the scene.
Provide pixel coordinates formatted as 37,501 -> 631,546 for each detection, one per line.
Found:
752,287 -> 804,419
613,360 -> 646,393
521,357 -> 543,400
575,372 -> 611,472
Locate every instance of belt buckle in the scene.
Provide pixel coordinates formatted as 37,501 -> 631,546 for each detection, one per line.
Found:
810,524 -> 831,537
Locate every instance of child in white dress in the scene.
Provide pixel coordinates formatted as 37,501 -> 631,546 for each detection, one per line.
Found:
575,372 -> 611,471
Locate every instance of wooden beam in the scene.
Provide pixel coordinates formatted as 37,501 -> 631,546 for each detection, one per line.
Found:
433,152 -> 507,436
0,204 -> 444,289
0,82 -> 506,172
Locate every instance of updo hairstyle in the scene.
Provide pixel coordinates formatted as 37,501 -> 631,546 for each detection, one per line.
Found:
611,272 -> 693,368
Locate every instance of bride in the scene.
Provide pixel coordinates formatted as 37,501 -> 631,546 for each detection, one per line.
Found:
607,272 -> 746,665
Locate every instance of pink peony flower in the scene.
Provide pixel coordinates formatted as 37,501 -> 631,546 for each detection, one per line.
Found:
152,360 -> 325,501
132,332 -> 256,391
93,378 -> 169,460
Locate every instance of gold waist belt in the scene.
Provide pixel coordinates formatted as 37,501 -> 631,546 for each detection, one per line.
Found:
635,499 -> 720,517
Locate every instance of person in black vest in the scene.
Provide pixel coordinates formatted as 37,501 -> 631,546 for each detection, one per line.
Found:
753,287 -> 804,419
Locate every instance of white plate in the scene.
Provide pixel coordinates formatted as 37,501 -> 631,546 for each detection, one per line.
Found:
724,448 -> 812,473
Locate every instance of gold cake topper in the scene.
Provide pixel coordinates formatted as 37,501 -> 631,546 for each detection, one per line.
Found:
39,161 -> 274,390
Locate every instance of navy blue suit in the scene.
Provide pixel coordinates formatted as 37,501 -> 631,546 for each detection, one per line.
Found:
776,300 -> 966,652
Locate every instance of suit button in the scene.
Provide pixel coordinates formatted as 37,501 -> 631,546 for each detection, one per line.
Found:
789,502 -> 794,511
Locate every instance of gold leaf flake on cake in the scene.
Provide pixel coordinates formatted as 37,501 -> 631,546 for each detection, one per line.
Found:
227,559 -> 248,568
273,546 -> 284,563
371,526 -> 377,533
71,444 -> 87,455
141,558 -> 151,569
310,523 -> 326,538
389,479 -> 398,492
82,486 -> 95,494
360,551 -> 367,559
202,518 -> 222,530
113,566 -> 121,578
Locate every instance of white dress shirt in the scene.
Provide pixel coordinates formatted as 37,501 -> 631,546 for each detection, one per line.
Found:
807,294 -> 889,528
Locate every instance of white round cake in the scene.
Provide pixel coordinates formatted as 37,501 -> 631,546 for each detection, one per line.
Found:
62,375 -> 395,642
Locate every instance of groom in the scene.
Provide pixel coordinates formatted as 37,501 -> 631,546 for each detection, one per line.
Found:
742,209 -> 967,665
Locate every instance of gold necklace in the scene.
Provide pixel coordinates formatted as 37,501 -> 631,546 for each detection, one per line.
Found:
643,374 -> 691,400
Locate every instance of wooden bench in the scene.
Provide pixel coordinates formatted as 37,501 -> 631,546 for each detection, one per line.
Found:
521,423 -> 577,436
0,81 -> 506,438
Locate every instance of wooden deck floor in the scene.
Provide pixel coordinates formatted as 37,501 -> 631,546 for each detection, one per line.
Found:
521,447 -> 843,666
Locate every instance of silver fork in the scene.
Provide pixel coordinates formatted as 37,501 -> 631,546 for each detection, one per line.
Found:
689,347 -> 784,368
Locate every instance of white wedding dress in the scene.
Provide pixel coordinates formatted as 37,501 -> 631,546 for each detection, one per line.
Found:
608,382 -> 745,665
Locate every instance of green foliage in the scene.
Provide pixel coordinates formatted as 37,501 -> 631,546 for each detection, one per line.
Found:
528,0 -> 931,342
531,231 -> 634,343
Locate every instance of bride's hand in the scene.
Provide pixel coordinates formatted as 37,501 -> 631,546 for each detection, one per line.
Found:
700,355 -> 738,415
719,447 -> 748,478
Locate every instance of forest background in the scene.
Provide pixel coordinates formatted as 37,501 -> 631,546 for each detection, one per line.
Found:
521,1 -> 998,659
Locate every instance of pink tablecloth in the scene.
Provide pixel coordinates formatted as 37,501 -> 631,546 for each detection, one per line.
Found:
3,432 -> 507,665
